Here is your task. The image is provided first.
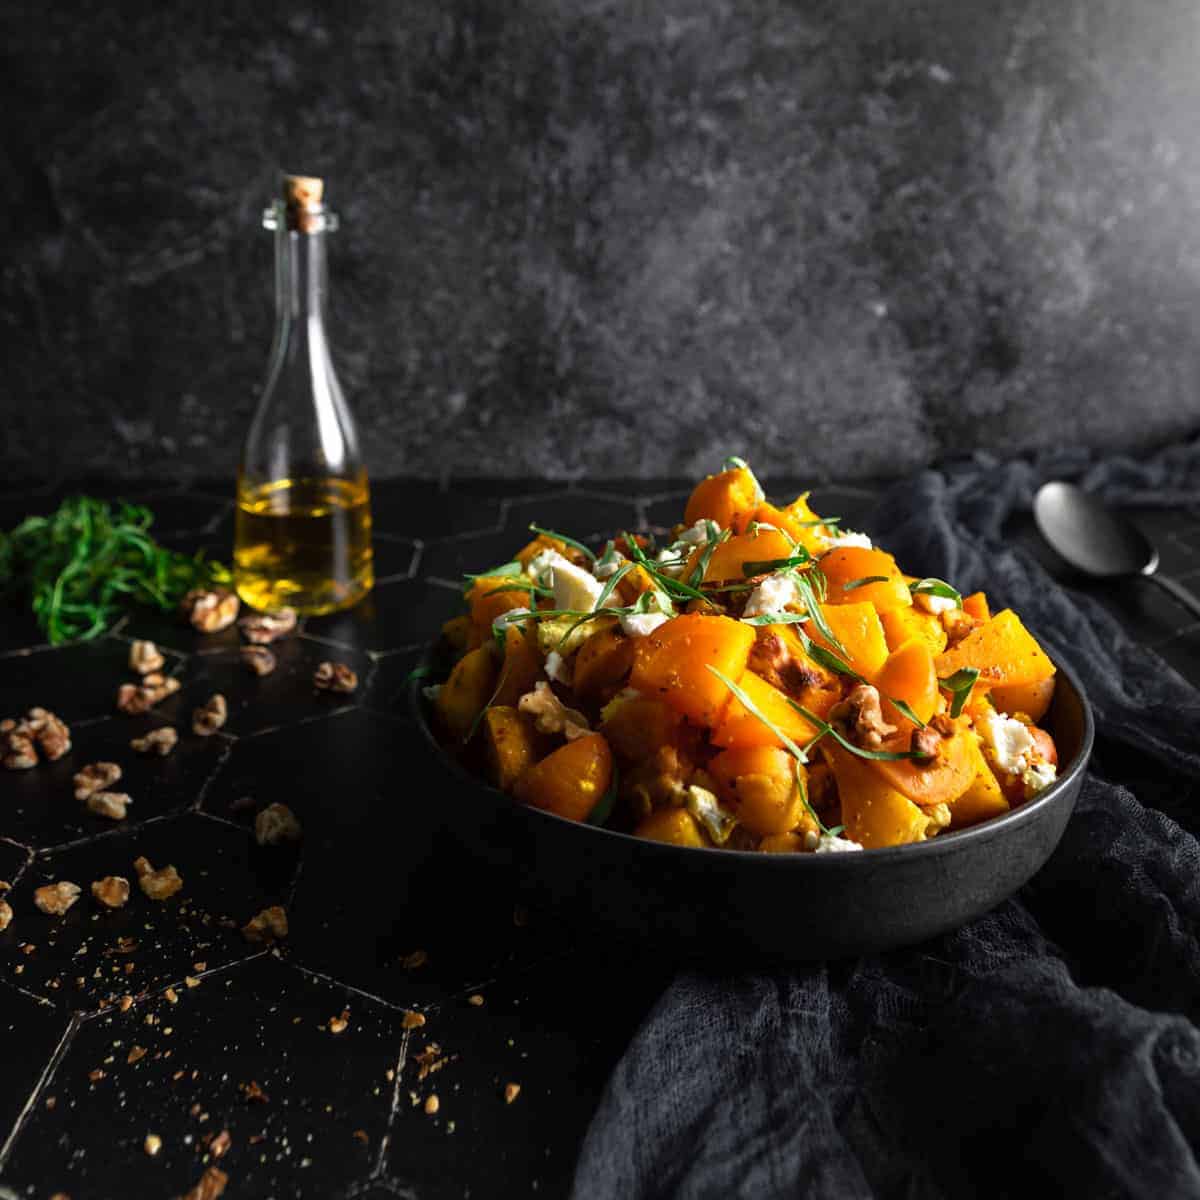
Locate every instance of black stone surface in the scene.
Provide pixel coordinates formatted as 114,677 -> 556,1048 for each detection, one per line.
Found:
5,3 -> 1200,485
3,477 -> 1200,1198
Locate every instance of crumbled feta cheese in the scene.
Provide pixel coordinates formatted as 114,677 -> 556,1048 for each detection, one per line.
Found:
544,650 -> 571,684
915,592 -> 957,615
422,684 -> 441,702
815,834 -> 864,854
826,530 -> 873,550
492,606 -> 530,635
654,548 -> 688,578
979,711 -> 1036,775
742,574 -> 799,620
548,556 -> 605,613
593,554 -> 626,580
677,520 -> 714,546
620,611 -> 671,638
685,784 -> 738,845
526,548 -> 562,584
1021,760 -> 1057,797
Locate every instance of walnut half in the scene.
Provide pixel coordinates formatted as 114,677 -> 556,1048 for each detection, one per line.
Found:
91,876 -> 131,909
240,646 -> 276,677
86,792 -> 132,821
254,803 -> 302,846
517,682 -> 590,741
193,694 -> 228,737
313,661 -> 358,694
181,588 -> 240,634
74,762 -> 123,801
129,640 -> 165,675
34,881 -> 81,916
242,905 -> 288,944
130,727 -> 178,757
134,857 -> 183,901
239,608 -> 297,644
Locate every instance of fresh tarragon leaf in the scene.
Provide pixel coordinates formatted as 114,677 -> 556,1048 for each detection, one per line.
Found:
587,762 -> 620,827
527,523 -> 596,563
909,578 -> 963,607
787,700 -> 920,762
841,575 -> 889,592
938,667 -> 980,718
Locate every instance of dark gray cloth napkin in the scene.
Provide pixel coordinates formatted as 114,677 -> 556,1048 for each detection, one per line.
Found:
572,448 -> 1200,1199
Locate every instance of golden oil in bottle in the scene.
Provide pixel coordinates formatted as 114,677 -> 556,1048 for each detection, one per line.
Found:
234,473 -> 373,615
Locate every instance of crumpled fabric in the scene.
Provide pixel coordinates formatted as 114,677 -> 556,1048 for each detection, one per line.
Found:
573,445 -> 1200,1199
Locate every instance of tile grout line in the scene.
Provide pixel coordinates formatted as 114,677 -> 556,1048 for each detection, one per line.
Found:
373,1027 -> 412,1179
0,1010 -> 82,1170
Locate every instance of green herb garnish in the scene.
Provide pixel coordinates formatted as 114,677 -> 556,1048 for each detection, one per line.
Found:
527,524 -> 596,563
0,496 -> 230,645
909,578 -> 963,607
741,553 -> 812,576
687,524 -> 729,589
841,576 -> 889,591
587,762 -> 620,827
787,700 -> 920,762
889,699 -> 927,729
938,668 -> 980,718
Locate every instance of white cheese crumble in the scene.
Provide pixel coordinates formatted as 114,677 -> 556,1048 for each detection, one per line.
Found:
422,684 -> 441,701
979,711 -> 1036,775
525,547 -> 562,585
544,650 -> 571,684
677,519 -> 714,546
492,606 -> 531,635
825,530 -> 873,550
1021,760 -> 1057,797
915,591 -> 957,615
620,610 -> 671,638
742,574 -> 799,619
593,554 -> 626,580
815,834 -> 864,854
545,554 -> 605,613
654,548 -> 688,578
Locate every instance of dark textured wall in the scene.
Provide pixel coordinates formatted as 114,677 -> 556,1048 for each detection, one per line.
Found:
4,0 -> 1200,484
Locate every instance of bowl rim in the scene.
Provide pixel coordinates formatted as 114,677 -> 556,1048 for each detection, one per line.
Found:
409,645 -> 1094,866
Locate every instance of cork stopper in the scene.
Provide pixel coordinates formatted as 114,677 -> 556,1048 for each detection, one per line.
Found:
282,173 -> 325,232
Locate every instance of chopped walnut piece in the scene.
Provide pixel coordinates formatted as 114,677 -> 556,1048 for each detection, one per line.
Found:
0,880 -> 9,893
401,1010 -> 426,1030
313,661 -> 358,694
117,676 -> 180,715
0,899 -> 11,932
930,713 -> 957,737
254,803 -> 302,846
134,857 -> 183,901
941,608 -> 981,648
27,708 -> 71,761
165,987 -> 178,1004
504,1082 -> 521,1104
182,588 -> 240,634
240,1079 -> 268,1103
242,905 -> 288,944
88,1068 -> 106,1083
86,792 -> 132,821
181,1166 -> 229,1200
517,681 -> 591,740
240,645 -> 277,677
127,1044 -> 147,1064
239,608 -> 297,644
1,726 -> 37,770
119,995 -> 134,1012
144,1133 -> 162,1156
398,949 -> 428,970
910,727 -> 941,761
210,1129 -> 231,1159
467,994 -> 484,1007
129,640 -> 165,675
828,684 -> 897,749
34,882 -> 81,916
131,726 -> 179,756
74,762 -> 122,801
93,872 -> 131,907
329,1010 -> 350,1034
192,694 -> 228,737
424,1094 -> 440,1115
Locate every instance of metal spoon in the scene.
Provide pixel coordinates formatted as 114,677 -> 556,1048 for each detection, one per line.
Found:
1034,481 -> 1200,621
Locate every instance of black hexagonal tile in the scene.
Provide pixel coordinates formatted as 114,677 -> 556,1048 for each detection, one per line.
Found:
369,481 -> 502,541
386,948 -> 669,1199
127,489 -> 231,538
0,638 -> 183,725
0,600 -> 49,655
416,528 -> 536,587
362,649 -> 423,724
502,492 -> 641,544
0,955 -> 399,1200
116,599 -> 243,657
640,489 -> 691,532
0,713 -> 230,850
373,535 -> 422,584
0,980 -> 72,1151
0,839 -> 31,884
304,581 -> 462,655
0,814 -> 290,1010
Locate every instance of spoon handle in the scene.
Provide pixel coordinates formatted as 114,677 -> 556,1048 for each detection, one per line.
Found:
1146,571 -> 1200,624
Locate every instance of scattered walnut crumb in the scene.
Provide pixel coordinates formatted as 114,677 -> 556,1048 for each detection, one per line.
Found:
165,987 -> 178,1004
512,905 -> 528,928
401,1010 -> 426,1030
20,942 -> 35,955
130,726 -> 178,757
398,949 -> 428,970
242,905 -> 288,944
181,1165 -> 229,1200
194,961 -> 207,971
86,791 -> 132,821
254,803 -> 302,846
44,1095 -> 56,1110
88,1068 -> 106,1082
467,994 -> 484,1007
119,995 -> 133,1012
144,1132 -> 162,1157
127,1045 -> 147,1065
34,881 -> 81,916
181,587 -> 240,634
240,1079 -> 268,1104
124,961 -> 135,975
239,608 -> 297,644
0,899 -> 11,932
73,762 -> 122,801
352,1129 -> 369,1146
129,640 -> 165,675
91,875 -> 131,910
239,645 -> 277,677
192,693 -> 228,737
328,1009 -> 350,1035
134,857 -> 183,901
504,1082 -> 521,1104
210,1128 -> 231,1159
424,1094 -> 440,1115
313,661 -> 358,694
413,1043 -> 450,1081
185,975 -> 200,988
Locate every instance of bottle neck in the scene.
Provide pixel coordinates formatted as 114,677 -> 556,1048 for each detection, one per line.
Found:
274,226 -> 328,330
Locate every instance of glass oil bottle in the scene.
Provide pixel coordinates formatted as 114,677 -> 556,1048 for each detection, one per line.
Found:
235,173 -> 373,615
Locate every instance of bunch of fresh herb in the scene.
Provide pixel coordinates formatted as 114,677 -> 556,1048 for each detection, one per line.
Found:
0,496 -> 230,645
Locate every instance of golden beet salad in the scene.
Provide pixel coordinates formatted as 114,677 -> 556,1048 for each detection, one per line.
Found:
425,458 -> 1060,853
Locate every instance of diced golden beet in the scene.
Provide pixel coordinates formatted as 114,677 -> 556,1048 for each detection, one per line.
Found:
492,624 -> 543,708
434,645 -> 498,742
441,614 -> 477,655
962,591 -> 990,622
828,745 -> 938,848
880,605 -> 948,656
874,638 -> 938,728
818,546 -> 912,614
615,563 -> 659,605
759,832 -> 808,853
989,676 -> 1056,723
949,733 -> 1010,829
749,625 -> 843,719
573,625 -> 635,701
710,670 -> 821,750
515,534 -> 580,568
634,808 -> 708,848
629,614 -> 756,727
467,576 -> 532,633
683,467 -> 762,534
683,527 -> 795,584
535,614 -> 608,659
514,733 -> 613,823
806,602 -> 889,680
780,492 -> 834,556
601,696 -> 684,763
867,723 -> 976,807
482,707 -> 542,791
934,609 -> 1056,688
709,745 -> 808,835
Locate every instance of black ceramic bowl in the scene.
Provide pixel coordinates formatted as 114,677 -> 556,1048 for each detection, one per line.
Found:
411,650 -> 1093,963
